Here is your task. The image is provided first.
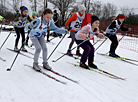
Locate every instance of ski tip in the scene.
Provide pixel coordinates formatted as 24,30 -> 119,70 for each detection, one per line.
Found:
7,68 -> 11,71
52,60 -> 56,62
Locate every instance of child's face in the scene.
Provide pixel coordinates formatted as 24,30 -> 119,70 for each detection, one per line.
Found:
92,20 -> 100,28
22,10 -> 28,16
43,13 -> 52,22
80,10 -> 85,15
33,14 -> 37,18
119,19 -> 124,22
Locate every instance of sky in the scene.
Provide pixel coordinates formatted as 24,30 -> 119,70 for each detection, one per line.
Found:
6,0 -> 138,15
100,0 -> 138,14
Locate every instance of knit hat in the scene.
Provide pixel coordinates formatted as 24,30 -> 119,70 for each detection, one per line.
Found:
78,5 -> 86,11
91,15 -> 100,24
53,10 -> 57,13
118,15 -> 125,19
32,11 -> 37,16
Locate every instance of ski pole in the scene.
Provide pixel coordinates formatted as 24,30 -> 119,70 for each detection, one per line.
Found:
7,35 -> 29,71
47,32 -> 67,60
94,37 -> 108,52
0,21 -> 19,50
118,31 -> 129,42
94,29 -> 118,52
7,21 -> 37,71
93,32 -> 107,46
52,38 -> 89,62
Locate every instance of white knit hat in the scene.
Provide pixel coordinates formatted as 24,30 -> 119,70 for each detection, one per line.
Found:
78,5 -> 86,11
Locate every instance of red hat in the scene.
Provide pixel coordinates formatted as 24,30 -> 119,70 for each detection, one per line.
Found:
118,15 -> 125,19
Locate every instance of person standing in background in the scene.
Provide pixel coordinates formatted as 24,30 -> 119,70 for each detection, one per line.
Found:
52,10 -> 62,37
67,11 -> 74,38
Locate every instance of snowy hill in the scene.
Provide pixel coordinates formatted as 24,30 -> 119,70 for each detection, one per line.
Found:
0,31 -> 138,102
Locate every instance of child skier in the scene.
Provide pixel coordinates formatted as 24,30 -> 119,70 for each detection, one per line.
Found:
25,11 -> 38,46
65,5 -> 86,56
13,6 -> 32,52
105,14 -> 132,57
25,8 -> 66,71
75,15 -> 105,69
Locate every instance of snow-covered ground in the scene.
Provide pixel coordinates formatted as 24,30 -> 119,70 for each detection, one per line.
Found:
0,30 -> 138,102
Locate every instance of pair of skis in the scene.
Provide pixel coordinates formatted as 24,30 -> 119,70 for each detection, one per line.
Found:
24,64 -> 78,84
58,51 -> 105,64
6,48 -> 43,59
97,53 -> 138,66
0,47 -> 34,62
67,61 -> 126,80
7,48 -> 34,59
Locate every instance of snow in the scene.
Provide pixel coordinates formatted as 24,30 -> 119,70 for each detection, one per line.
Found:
0,30 -> 138,102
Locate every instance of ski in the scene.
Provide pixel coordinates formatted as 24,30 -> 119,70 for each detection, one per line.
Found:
0,57 -> 6,62
120,57 -> 138,62
26,45 -> 34,50
7,48 -> 33,59
58,51 -> 80,60
24,64 -> 67,84
77,61 -> 126,80
39,65 -> 78,83
97,52 -> 138,66
67,61 -> 119,79
58,51 -> 105,64
98,52 -> 138,62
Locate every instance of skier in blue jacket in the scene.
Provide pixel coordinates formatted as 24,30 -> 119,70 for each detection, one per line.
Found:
25,8 -> 66,71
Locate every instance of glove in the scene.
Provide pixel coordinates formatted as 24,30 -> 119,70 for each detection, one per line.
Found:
89,34 -> 94,38
65,29 -> 69,34
96,33 -> 105,39
65,26 -> 69,29
28,21 -> 37,30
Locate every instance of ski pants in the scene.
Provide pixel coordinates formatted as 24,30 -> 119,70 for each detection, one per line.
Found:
75,40 -> 94,63
68,31 -> 80,51
31,37 -> 48,63
14,27 -> 25,47
106,34 -> 118,53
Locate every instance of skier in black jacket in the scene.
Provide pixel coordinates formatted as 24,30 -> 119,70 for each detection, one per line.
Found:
105,14 -> 132,57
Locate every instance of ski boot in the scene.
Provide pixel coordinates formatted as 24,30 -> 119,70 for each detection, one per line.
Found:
21,46 -> 27,52
88,62 -> 98,69
80,62 -> 90,69
67,50 -> 73,56
43,62 -> 52,70
14,46 -> 20,52
33,62 -> 41,71
76,50 -> 82,56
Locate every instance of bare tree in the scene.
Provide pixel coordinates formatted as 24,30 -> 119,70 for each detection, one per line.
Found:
120,6 -> 134,16
7,0 -> 22,12
90,0 -> 102,17
44,0 -> 48,9
81,0 -> 91,13
48,0 -> 76,26
101,3 -> 117,20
